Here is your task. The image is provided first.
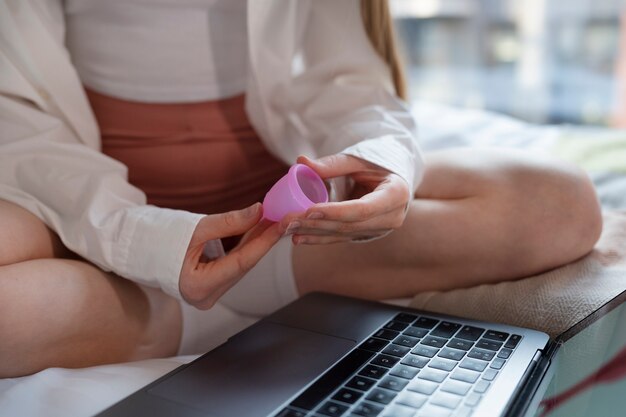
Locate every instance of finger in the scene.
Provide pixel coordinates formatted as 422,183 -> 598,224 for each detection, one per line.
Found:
187,223 -> 283,307
292,231 -> 387,245
293,234 -> 354,245
293,225 -> 393,237
234,218 -> 276,248
307,173 -> 410,222
196,203 -> 263,242
205,222 -> 283,284
306,183 -> 404,222
297,154 -> 367,179
290,213 -> 401,235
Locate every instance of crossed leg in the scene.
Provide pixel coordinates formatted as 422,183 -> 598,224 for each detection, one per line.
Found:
293,149 -> 602,299
0,149 -> 602,377
0,200 -> 182,377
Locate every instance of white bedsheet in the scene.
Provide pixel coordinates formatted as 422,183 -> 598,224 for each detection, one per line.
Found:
0,356 -> 197,417
2,101 -> 625,417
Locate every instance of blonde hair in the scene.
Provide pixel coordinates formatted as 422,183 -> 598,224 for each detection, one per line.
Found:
360,0 -> 408,100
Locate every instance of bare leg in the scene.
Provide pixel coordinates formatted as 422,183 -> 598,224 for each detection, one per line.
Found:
0,200 -> 182,377
293,149 -> 603,299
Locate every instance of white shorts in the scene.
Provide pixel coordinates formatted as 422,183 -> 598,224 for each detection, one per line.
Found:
177,237 -> 299,355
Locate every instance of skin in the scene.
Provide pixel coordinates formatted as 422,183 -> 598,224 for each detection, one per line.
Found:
0,148 -> 603,377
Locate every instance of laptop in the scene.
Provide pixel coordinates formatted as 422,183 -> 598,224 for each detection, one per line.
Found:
96,290 -> 626,417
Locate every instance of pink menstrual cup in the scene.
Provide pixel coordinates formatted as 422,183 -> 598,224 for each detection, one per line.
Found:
263,164 -> 328,222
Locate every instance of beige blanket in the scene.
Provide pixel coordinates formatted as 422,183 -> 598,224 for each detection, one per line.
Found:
410,212 -> 626,338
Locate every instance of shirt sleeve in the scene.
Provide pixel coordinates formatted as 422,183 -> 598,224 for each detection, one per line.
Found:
274,0 -> 424,193
0,35 -> 203,299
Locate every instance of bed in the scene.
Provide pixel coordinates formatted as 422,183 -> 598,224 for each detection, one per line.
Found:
2,102 -> 625,417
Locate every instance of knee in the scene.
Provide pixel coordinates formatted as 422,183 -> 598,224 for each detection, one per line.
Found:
0,199 -> 70,266
501,155 -> 602,270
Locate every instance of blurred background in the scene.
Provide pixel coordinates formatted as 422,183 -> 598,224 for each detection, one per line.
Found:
390,0 -> 626,126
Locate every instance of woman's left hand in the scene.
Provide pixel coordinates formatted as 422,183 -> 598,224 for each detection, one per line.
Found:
280,154 -> 411,244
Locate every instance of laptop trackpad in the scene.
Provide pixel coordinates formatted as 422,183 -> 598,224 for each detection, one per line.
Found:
148,322 -> 356,417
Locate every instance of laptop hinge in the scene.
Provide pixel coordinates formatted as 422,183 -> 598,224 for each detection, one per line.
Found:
504,342 -> 559,417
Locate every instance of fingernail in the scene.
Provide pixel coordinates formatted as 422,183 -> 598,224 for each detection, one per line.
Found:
285,221 -> 300,235
307,212 -> 323,220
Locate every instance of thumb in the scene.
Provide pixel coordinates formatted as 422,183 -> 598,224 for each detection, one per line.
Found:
297,154 -> 363,179
195,203 -> 263,242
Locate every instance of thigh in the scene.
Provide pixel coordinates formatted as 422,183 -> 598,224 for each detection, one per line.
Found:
0,258 -> 181,376
0,199 -> 72,266
0,200 -> 183,375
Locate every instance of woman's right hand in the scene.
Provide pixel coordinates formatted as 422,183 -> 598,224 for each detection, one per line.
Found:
179,202 -> 284,309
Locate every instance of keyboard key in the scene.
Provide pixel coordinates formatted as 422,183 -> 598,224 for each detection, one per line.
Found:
359,365 -> 388,380
381,404 -> 415,417
429,357 -> 457,372
382,344 -> 410,358
318,401 -> 349,417
456,326 -> 485,342
361,338 -> 388,352
450,369 -> 480,384
465,393 -> 482,407
414,317 -> 439,329
352,401 -> 384,417
504,334 -> 522,349
393,335 -> 420,348
378,375 -> 409,391
467,348 -> 495,362
407,378 -> 438,395
403,326 -> 429,338
474,380 -> 490,394
370,354 -> 400,368
453,405 -> 474,417
431,391 -> 462,409
290,348 -> 374,411
394,313 -> 418,323
390,364 -> 419,379
366,388 -> 396,405
441,380 -> 472,396
418,368 -> 448,383
421,336 -> 448,348
447,338 -> 474,351
333,388 -> 363,404
402,354 -> 430,368
483,330 -> 509,342
417,404 -> 452,417
490,358 -> 506,370
373,329 -> 399,341
482,369 -> 498,381
277,408 -> 307,417
384,321 -> 409,332
497,348 -> 513,359
347,376 -> 376,391
412,345 -> 439,358
459,358 -> 487,373
430,322 -> 462,339
475,339 -> 502,352
396,391 -> 428,409
438,348 -> 466,361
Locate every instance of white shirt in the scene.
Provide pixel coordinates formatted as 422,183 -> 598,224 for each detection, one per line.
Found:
64,0 -> 248,102
0,0 -> 424,301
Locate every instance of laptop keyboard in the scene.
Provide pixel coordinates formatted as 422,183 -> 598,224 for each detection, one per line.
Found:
275,313 -> 522,417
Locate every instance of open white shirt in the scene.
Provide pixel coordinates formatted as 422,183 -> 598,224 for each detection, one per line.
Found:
0,0 -> 424,301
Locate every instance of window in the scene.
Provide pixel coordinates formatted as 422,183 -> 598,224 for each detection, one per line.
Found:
392,0 -> 624,126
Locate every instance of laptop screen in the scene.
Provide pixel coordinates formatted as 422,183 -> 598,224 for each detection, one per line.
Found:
534,291 -> 626,417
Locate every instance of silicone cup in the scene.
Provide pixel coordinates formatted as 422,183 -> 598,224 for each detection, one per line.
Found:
262,164 -> 329,222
